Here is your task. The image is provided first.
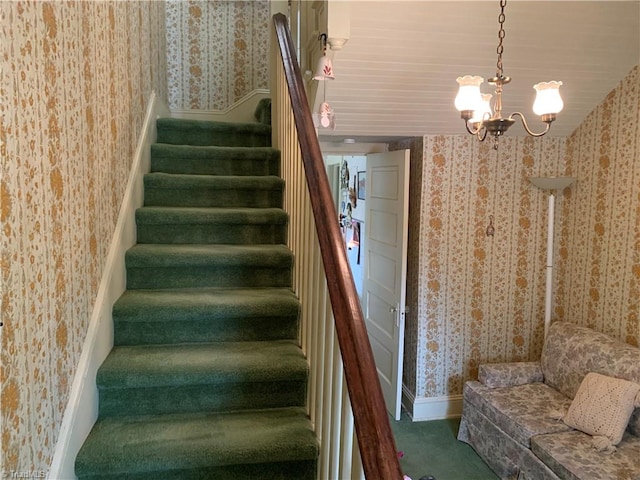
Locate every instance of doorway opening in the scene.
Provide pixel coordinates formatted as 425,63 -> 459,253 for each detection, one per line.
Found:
325,150 -> 410,420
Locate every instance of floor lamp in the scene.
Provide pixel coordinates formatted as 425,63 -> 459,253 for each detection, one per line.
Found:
529,177 -> 576,339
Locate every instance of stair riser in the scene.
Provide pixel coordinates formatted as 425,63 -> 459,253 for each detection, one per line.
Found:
75,406 -> 318,480
126,267 -> 292,289
136,224 -> 287,245
98,381 -> 307,418
151,157 -> 280,177
77,460 -> 316,480
144,188 -> 283,208
113,316 -> 299,346
157,127 -> 271,148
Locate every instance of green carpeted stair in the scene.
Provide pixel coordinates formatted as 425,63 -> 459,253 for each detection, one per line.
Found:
75,114 -> 318,480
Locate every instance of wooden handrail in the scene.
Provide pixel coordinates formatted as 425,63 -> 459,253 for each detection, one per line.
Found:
272,13 -> 404,480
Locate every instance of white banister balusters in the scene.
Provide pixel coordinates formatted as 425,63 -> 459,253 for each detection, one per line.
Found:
272,48 -> 364,480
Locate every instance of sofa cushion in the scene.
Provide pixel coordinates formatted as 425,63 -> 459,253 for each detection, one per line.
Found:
479,362 -> 543,388
541,322 -> 640,436
464,381 -> 573,448
532,430 -> 640,480
563,372 -> 640,447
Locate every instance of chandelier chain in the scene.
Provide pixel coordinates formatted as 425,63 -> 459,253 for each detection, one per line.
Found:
496,0 -> 507,78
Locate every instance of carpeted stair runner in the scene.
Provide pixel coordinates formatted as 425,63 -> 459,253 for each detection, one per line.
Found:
135,207 -> 288,244
75,114 -> 318,479
156,118 -> 272,147
150,144 -> 280,176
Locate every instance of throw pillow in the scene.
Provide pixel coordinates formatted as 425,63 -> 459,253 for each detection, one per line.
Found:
563,372 -> 640,448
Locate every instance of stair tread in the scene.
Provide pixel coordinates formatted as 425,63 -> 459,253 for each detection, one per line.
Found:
125,243 -> 293,267
157,117 -> 272,134
144,172 -> 284,189
150,144 -> 281,177
98,340 -> 307,389
152,143 -> 279,159
114,287 -> 298,321
136,206 -> 288,225
75,407 -> 318,476
113,288 -> 300,345
156,118 -> 272,148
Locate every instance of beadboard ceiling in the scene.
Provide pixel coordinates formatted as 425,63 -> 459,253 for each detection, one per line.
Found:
317,0 -> 640,143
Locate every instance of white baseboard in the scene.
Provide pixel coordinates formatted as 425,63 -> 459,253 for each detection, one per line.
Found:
48,92 -> 170,480
171,89 -> 270,123
401,385 -> 463,421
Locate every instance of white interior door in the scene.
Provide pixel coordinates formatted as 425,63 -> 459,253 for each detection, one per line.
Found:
363,149 -> 410,420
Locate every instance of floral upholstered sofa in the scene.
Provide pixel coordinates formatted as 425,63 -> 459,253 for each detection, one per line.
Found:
458,321 -> 640,480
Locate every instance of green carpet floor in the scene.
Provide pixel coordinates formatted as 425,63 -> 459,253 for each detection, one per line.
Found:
75,109 -> 318,479
392,414 -> 498,480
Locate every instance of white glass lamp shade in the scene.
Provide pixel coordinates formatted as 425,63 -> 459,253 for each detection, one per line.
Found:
320,102 -> 332,127
469,93 -> 493,124
313,55 -> 335,80
532,81 -> 564,115
312,102 -> 336,129
455,75 -> 484,111
529,176 -> 576,191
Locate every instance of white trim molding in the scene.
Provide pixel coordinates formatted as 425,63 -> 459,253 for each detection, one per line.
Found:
171,89 -> 270,123
48,92 -> 170,480
401,385 -> 463,421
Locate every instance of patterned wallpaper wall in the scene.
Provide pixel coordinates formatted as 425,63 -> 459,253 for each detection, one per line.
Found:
166,0 -> 269,111
402,65 -> 639,400
412,136 -> 566,398
559,65 -> 639,346
1,1 -> 167,473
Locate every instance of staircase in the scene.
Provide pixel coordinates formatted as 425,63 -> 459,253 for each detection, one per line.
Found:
75,113 -> 319,479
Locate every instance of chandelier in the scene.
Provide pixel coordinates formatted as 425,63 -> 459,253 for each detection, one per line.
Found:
454,0 -> 563,149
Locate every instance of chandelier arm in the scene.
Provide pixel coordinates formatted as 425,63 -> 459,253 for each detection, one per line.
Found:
463,119 -> 489,141
510,112 -> 552,137
478,127 -> 488,142
464,119 -> 482,136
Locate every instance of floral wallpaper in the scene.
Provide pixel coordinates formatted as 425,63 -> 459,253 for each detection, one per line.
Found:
413,136 -> 566,398
1,1 -> 167,474
402,65 -> 639,401
165,0 -> 269,111
559,65 -> 640,346
1,1 -> 636,472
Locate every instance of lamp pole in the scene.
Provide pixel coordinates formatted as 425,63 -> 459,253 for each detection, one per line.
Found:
529,177 -> 575,338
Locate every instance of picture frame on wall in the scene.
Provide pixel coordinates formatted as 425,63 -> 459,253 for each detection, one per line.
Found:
357,171 -> 366,200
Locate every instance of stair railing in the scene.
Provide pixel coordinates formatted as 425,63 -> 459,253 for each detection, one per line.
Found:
271,13 -> 404,480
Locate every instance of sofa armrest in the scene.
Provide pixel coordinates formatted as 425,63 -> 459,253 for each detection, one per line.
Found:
478,362 -> 544,388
